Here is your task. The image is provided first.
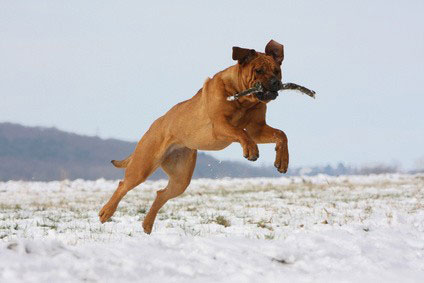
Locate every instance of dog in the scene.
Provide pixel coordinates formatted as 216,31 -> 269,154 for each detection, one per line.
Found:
99,40 -> 289,234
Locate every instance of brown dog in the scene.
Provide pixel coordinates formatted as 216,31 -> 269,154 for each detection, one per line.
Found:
99,40 -> 289,234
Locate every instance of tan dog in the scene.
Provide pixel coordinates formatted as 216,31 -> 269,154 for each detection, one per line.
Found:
99,40 -> 289,234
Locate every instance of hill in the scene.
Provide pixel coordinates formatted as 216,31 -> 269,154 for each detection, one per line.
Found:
0,123 -> 278,181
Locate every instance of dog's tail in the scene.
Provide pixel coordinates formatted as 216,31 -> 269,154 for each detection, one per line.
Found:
111,154 -> 132,169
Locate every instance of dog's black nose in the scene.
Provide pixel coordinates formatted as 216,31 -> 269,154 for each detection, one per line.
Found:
268,76 -> 282,91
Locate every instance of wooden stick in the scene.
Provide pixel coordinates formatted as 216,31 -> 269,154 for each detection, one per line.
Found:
227,82 -> 316,101
280,83 -> 316,99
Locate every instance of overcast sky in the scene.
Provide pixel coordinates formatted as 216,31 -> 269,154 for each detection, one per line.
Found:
1,1 -> 423,169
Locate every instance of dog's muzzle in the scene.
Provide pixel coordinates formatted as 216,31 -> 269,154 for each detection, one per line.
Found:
269,76 -> 282,92
255,91 -> 279,101
255,77 -> 282,101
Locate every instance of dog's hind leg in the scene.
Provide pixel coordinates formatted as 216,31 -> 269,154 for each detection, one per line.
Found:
142,147 -> 197,234
99,127 -> 171,223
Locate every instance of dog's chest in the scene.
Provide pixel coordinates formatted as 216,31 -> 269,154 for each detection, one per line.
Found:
229,110 -> 245,126
228,106 -> 257,128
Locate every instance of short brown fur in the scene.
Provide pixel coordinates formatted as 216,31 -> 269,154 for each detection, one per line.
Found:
99,40 -> 289,234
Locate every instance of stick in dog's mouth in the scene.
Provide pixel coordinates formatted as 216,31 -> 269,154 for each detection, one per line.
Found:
280,83 -> 316,99
227,82 -> 316,101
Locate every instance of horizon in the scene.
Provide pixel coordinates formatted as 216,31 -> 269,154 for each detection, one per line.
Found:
0,120 -> 416,172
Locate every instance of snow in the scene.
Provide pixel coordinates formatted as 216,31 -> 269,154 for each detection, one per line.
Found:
1,174 -> 424,282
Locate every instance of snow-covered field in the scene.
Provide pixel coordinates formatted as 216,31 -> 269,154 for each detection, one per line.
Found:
1,174 -> 423,282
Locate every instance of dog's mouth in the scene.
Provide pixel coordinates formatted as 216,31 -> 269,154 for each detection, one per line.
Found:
251,81 -> 280,101
255,90 -> 279,101
226,82 -> 280,102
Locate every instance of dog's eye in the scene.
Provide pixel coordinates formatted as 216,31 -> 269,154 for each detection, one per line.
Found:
255,68 -> 265,75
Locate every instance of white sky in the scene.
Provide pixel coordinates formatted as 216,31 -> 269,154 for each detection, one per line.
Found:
1,1 -> 423,169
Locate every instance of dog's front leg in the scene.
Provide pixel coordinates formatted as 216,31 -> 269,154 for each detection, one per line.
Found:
212,117 -> 259,161
247,124 -> 289,173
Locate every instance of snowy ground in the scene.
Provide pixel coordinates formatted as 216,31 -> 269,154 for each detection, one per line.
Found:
0,174 -> 424,282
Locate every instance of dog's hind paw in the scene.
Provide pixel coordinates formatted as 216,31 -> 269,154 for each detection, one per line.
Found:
98,202 -> 117,223
142,222 -> 153,234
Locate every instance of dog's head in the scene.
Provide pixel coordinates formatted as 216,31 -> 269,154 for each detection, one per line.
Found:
232,40 -> 284,103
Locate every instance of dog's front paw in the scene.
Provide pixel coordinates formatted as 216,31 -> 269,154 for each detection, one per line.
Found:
242,141 -> 259,161
98,202 -> 118,223
274,144 -> 289,173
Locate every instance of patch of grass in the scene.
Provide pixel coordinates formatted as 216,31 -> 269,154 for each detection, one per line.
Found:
137,207 -> 146,214
0,203 -> 22,210
178,223 -> 201,236
364,206 -> 373,214
265,232 -> 275,240
256,219 -> 274,231
45,215 -> 60,222
37,221 -> 58,230
215,216 -> 231,227
0,223 -> 19,230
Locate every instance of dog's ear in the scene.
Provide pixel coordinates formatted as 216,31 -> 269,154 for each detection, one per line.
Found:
232,47 -> 257,65
265,40 -> 284,65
